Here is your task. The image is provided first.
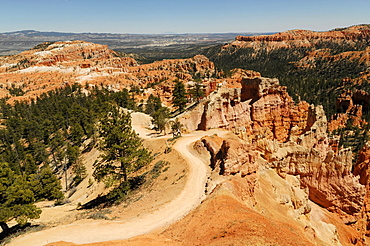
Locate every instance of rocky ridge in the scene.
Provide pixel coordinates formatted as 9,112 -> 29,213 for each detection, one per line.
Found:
179,76 -> 368,244
235,25 -> 370,42
205,25 -> 369,116
220,25 -> 370,74
231,24 -> 370,49
180,76 -> 310,142
0,40 -> 216,104
1,37 -> 369,245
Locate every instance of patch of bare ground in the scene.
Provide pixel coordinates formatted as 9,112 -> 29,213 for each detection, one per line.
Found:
46,152 -> 361,246
44,178 -> 316,246
103,137 -> 188,221
44,234 -> 182,246
5,133 -> 188,246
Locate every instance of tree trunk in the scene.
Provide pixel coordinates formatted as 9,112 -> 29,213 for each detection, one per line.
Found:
0,221 -> 10,235
121,162 -> 127,182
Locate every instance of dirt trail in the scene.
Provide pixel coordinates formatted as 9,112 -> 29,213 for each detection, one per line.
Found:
8,113 -> 228,246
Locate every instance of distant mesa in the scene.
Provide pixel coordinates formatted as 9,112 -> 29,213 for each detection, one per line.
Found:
235,24 -> 370,42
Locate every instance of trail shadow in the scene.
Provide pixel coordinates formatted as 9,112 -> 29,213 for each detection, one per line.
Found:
0,223 -> 42,243
78,175 -> 146,210
146,132 -> 167,138
78,193 -> 114,210
146,132 -> 160,137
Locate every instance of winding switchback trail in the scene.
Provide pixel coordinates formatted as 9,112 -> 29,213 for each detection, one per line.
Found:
8,113 -> 228,246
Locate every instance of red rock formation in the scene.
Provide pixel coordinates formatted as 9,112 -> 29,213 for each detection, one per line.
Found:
235,25 -> 370,43
181,76 -> 310,142
199,135 -> 259,176
224,25 -> 370,69
184,76 -> 367,243
328,73 -> 370,132
0,41 -> 216,104
336,89 -> 370,115
354,144 -> 370,237
229,68 -> 261,79
218,139 -> 259,176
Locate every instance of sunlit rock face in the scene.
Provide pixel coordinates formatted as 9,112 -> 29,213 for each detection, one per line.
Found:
185,75 -> 367,244
0,40 -> 216,104
181,76 -> 310,142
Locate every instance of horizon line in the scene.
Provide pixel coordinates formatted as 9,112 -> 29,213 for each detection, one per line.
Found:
1,29 -> 279,35
1,23 -> 368,36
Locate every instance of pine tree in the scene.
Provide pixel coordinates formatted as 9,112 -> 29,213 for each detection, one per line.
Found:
152,107 -> 170,134
189,80 -> 205,102
172,79 -> 188,113
28,165 -> 64,202
94,107 -> 152,186
170,118 -> 184,137
0,162 -> 41,234
145,94 -> 162,116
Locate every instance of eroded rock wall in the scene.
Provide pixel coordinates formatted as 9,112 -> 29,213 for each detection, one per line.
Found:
181,76 -> 310,142
189,76 -> 367,244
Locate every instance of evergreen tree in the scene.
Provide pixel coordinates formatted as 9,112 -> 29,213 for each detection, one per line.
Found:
152,107 -> 170,134
28,165 -> 64,202
0,162 -> 41,234
67,144 -> 86,186
189,80 -> 205,102
172,80 -> 188,113
170,118 -> 184,135
94,107 -> 152,186
23,154 -> 38,176
145,94 -> 162,116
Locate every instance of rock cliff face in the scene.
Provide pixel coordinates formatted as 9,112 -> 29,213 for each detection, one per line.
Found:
329,72 -> 370,131
181,76 -> 310,142
235,25 -> 370,43
184,76 -> 368,244
208,25 -> 369,87
0,40 -> 137,73
354,144 -> 370,237
231,25 -> 370,50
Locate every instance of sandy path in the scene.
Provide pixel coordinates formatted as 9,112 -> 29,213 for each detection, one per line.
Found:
8,113 -> 227,246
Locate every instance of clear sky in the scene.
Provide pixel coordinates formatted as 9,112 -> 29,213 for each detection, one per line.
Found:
1,0 -> 369,34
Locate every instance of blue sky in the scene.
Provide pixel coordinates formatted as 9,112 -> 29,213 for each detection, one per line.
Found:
1,0 -> 369,34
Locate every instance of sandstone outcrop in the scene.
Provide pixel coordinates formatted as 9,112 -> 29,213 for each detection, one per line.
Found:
328,72 -> 370,132
183,75 -> 367,244
222,25 -> 370,72
229,68 -> 261,79
232,24 -> 370,47
235,25 -> 370,43
0,40 -> 137,73
199,136 -> 259,177
354,144 -> 370,237
0,41 -> 216,104
181,76 -> 310,142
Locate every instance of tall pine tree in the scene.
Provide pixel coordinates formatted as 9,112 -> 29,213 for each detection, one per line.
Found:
189,80 -> 205,102
94,107 -> 152,186
172,79 -> 188,113
0,162 -> 41,234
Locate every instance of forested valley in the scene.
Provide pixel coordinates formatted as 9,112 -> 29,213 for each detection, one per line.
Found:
0,85 -> 147,234
202,39 -> 369,119
201,34 -> 370,158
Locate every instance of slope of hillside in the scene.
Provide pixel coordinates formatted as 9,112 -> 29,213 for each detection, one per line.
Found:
2,26 -> 370,245
6,117 -> 232,246
0,40 -> 220,107
42,76 -> 366,246
202,24 -> 370,118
